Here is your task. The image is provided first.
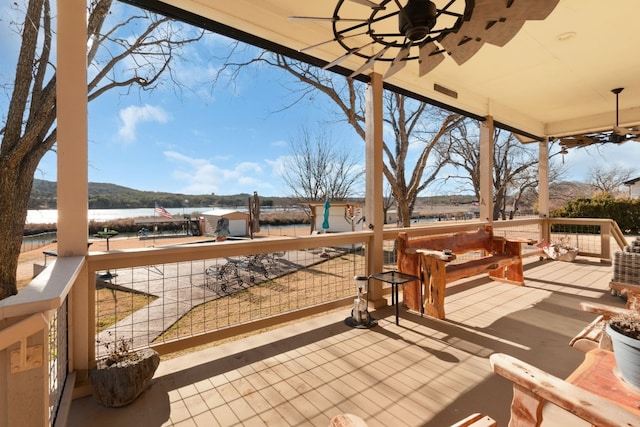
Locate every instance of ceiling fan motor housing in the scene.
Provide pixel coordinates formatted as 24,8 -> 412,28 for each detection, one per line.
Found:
399,0 -> 437,41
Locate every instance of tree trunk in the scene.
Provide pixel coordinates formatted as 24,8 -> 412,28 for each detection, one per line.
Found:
0,165 -> 37,298
397,198 -> 413,228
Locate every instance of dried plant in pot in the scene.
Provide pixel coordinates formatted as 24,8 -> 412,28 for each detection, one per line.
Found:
90,334 -> 160,407
606,312 -> 640,389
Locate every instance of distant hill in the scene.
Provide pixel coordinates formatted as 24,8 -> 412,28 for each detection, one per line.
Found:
28,179 -> 290,210
29,179 -> 595,212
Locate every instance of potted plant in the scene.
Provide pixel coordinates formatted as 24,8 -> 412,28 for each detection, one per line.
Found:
538,237 -> 579,262
90,334 -> 160,407
606,312 -> 640,389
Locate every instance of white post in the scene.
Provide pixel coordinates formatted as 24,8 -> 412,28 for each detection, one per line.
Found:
538,138 -> 549,218
365,72 -> 385,307
538,138 -> 550,245
57,0 -> 92,385
479,116 -> 494,223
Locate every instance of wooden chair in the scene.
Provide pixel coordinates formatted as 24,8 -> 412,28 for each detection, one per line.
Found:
491,353 -> 640,427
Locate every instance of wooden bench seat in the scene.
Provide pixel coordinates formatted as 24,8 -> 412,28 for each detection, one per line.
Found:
398,225 -> 533,320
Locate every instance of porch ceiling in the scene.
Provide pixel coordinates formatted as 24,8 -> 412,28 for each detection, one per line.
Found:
131,0 -> 640,141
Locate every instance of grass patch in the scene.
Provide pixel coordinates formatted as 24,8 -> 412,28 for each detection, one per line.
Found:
157,253 -> 365,342
96,288 -> 157,332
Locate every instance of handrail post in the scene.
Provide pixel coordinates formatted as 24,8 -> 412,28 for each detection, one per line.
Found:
601,221 -> 611,261
541,217 -> 551,248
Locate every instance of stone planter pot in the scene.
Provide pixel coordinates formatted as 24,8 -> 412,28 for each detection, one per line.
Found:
606,323 -> 640,389
90,348 -> 160,407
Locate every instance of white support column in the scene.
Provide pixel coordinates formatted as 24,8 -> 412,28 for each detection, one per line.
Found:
365,73 -> 385,307
479,116 -> 494,223
538,138 -> 551,245
57,0 -> 91,383
538,138 -> 550,218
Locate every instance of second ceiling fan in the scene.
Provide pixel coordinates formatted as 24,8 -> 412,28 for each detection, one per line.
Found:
559,88 -> 640,150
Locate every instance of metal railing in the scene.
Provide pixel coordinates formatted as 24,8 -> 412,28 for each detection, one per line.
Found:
21,231 -> 57,253
88,231 -> 372,356
49,298 -> 69,426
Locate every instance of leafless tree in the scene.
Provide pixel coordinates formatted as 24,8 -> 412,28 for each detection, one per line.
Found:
0,0 -> 203,299
382,183 -> 396,224
281,127 -> 363,202
444,120 -> 545,220
588,163 -> 636,196
213,48 -> 462,227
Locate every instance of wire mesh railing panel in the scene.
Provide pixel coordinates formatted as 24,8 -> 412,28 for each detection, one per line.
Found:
94,243 -> 366,355
383,238 -> 398,268
549,223 -> 602,256
493,221 -> 542,257
49,297 -> 68,426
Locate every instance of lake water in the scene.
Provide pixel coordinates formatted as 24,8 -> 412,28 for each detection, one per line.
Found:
26,207 -> 217,224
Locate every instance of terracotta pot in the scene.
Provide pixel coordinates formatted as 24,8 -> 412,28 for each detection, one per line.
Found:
607,323 -> 640,389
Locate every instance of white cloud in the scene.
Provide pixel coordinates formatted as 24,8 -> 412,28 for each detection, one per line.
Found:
164,151 -> 272,194
118,105 -> 171,141
266,156 -> 293,179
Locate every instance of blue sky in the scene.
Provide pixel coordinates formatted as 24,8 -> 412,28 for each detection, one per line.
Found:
2,2 -> 639,199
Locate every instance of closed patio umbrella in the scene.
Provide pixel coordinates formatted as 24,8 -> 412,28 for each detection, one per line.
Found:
322,199 -> 330,231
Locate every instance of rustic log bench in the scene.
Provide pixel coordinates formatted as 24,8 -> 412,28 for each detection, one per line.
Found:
397,225 -> 534,320
491,352 -> 640,426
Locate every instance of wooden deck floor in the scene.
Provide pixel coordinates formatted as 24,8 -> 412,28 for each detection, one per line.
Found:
67,257 -> 624,426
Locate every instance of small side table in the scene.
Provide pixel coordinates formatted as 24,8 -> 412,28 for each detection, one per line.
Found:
370,270 -> 420,325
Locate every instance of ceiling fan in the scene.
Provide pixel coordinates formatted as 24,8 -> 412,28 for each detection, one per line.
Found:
291,0 -> 470,78
289,0 -> 560,79
558,88 -> 640,149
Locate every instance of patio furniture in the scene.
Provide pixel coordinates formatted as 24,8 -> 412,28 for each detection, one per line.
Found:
397,225 -> 533,319
369,270 -> 420,325
567,348 -> 640,415
490,352 -> 640,427
450,413 -> 496,426
569,301 -> 637,352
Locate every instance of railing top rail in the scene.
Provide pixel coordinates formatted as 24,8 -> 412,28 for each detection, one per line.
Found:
547,217 -> 616,226
0,257 -> 84,320
87,230 -> 374,272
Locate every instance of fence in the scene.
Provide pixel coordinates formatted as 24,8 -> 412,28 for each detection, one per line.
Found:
90,234 -> 369,356
21,231 -> 57,253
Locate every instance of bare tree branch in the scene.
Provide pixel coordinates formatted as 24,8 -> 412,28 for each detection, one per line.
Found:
0,0 -> 203,298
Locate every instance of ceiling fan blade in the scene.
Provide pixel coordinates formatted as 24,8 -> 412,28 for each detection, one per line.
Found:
347,0 -> 382,8
323,41 -> 376,70
419,42 -> 445,76
288,16 -> 368,22
384,45 -> 410,79
299,37 -> 342,53
559,135 -> 596,148
350,46 -> 391,77
323,51 -> 357,70
299,31 -> 368,53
